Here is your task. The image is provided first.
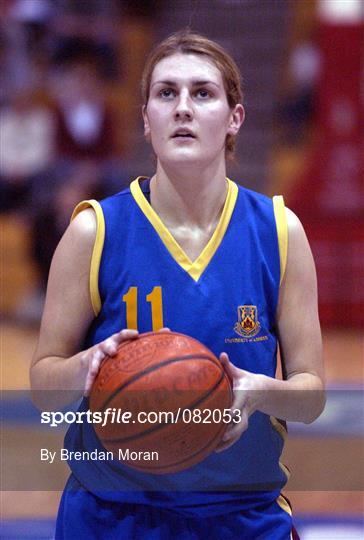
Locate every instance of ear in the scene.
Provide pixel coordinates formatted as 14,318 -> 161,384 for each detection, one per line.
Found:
142,104 -> 151,138
227,104 -> 245,137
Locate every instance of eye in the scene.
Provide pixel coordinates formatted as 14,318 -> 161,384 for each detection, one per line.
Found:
159,88 -> 175,99
196,88 -> 211,99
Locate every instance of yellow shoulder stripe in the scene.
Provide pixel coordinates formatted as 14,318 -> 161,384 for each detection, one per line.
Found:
71,200 -> 105,316
279,461 -> 291,482
270,415 -> 288,441
276,493 -> 292,516
273,195 -> 288,285
270,416 -> 290,485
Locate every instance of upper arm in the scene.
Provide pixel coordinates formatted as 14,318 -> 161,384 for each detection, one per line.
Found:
276,208 -> 324,384
32,208 -> 97,366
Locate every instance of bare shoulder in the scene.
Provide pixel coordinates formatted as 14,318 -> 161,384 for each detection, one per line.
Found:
284,206 -> 315,277
50,208 -> 97,271
276,208 -> 323,382
49,207 -> 97,304
64,207 -> 97,246
277,206 -> 317,318
285,207 -> 307,243
72,207 -> 97,231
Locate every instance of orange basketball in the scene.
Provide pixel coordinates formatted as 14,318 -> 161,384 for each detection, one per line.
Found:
90,331 -> 232,474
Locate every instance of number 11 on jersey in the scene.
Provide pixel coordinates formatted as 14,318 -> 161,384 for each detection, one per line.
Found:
122,286 -> 164,331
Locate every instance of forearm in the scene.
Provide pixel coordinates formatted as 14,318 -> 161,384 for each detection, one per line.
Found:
30,329 -> 138,411
30,352 -> 88,411
252,372 -> 325,423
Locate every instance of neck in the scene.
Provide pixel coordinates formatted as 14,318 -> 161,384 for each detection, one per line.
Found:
150,158 -> 228,229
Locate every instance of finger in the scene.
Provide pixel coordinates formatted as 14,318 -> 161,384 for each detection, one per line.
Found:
105,328 -> 139,354
215,410 -> 249,452
100,339 -> 119,357
222,416 -> 248,442
84,349 -> 105,395
89,349 -> 104,375
229,391 -> 247,412
84,372 -> 99,396
215,433 -> 240,453
118,329 -> 139,340
84,366 -> 98,396
98,329 -> 139,360
219,352 -> 237,383
219,352 -> 237,373
219,352 -> 229,367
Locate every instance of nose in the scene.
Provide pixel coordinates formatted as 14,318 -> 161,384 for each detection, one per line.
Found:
174,89 -> 193,120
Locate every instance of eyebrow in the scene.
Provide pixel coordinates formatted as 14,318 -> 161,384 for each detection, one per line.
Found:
151,79 -> 220,89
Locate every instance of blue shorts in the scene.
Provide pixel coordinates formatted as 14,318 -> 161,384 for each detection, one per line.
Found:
55,475 -> 299,540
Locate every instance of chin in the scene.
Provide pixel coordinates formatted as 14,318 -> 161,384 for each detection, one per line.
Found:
162,149 -> 214,167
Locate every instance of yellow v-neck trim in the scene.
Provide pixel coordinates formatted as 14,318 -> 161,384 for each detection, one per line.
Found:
130,176 -> 238,281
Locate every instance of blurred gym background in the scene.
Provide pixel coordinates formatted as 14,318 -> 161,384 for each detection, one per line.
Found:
1,1 -> 363,538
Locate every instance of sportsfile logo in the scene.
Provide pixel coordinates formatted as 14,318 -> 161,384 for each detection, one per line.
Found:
40,408 -> 242,427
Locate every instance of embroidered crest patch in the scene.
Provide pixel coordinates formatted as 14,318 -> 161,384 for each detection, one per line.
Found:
234,305 -> 261,338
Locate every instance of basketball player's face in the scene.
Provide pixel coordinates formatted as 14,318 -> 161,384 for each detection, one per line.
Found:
143,53 -> 242,168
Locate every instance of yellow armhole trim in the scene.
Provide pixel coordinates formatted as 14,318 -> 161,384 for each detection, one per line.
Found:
270,415 -> 288,441
270,416 -> 291,484
276,494 -> 292,516
273,195 -> 288,285
71,200 -> 105,316
279,461 -> 291,481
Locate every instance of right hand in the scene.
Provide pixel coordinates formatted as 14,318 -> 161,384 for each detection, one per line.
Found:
82,327 -> 171,396
82,329 -> 139,396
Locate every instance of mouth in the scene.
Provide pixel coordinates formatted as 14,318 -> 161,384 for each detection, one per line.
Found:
171,129 -> 196,139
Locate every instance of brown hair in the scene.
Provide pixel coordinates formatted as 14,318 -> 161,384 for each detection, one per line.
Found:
141,29 -> 243,159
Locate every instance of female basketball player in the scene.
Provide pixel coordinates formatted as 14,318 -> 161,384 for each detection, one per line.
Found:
30,30 -> 325,539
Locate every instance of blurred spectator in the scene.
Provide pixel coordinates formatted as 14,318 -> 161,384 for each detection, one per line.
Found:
277,39 -> 322,146
1,0 -> 154,320
12,159 -> 106,322
0,0 -> 53,104
0,87 -> 55,212
50,0 -> 120,80
8,0 -> 53,51
31,160 -> 105,289
49,58 -> 116,161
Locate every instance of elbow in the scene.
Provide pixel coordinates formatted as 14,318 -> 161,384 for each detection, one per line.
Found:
30,388 -> 48,412
30,392 -> 45,412
29,366 -> 41,410
29,362 -> 50,412
30,387 -> 63,413
303,388 -> 326,424
29,382 -> 48,412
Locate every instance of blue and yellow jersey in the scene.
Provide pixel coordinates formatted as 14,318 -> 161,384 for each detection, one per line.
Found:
65,177 -> 290,517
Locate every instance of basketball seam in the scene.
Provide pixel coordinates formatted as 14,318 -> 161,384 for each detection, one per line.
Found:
99,370 -> 230,444
108,332 -> 223,369
95,354 -> 222,411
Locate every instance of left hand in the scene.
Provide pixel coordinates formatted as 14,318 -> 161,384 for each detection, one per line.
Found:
215,352 -> 264,452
